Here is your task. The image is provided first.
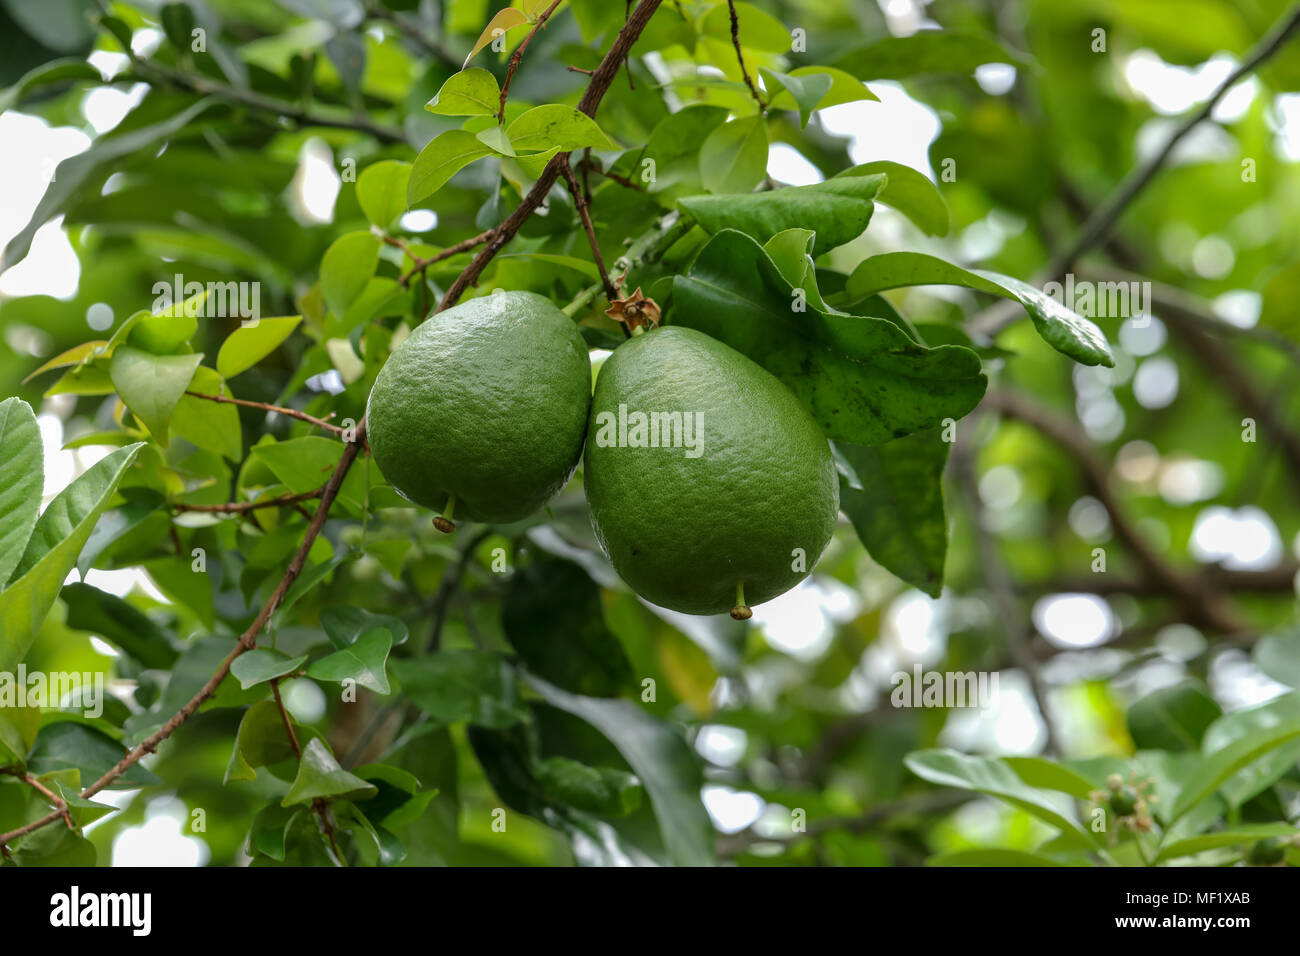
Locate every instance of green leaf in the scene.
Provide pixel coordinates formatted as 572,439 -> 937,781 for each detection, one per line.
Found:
1255,631 -> 1300,688
306,628 -> 392,694
171,367 -> 242,461
109,348 -> 204,446
1127,681 -> 1221,752
61,582 -> 178,669
475,123 -> 516,157
846,252 -> 1115,367
0,398 -> 43,589
426,68 -> 501,116
524,673 -> 715,867
250,436 -> 342,493
906,749 -> 1097,849
929,848 -> 1071,866
356,161 -> 412,231
680,174 -> 882,257
759,68 -> 832,127
225,700 -> 299,783
216,316 -> 302,379
838,161 -> 950,237
282,737 -> 378,806
1004,756 -> 1103,799
321,606 -> 408,647
1199,692 -> 1300,807
0,58 -> 102,114
407,129 -> 493,206
506,104 -> 615,153
502,556 -> 634,697
536,755 -> 642,817
320,231 -> 381,317
764,66 -> 878,113
1156,823 -> 1299,863
638,104 -> 730,201
391,652 -> 526,728
671,230 -> 987,444
463,7 -> 528,68
0,444 -> 144,672
699,115 -> 768,194
2,98 -> 220,270
1168,715 -> 1300,822
835,429 -> 949,596
834,30 -> 1023,80
230,649 -> 308,689
27,723 -> 160,788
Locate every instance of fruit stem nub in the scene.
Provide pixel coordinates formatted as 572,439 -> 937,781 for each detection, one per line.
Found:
433,493 -> 457,534
730,581 -> 752,621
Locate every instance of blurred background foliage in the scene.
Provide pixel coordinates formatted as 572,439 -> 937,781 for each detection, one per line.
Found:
0,0 -> 1298,866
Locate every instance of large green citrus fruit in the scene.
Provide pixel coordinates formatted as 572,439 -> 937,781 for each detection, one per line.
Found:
367,291 -> 591,524
584,325 -> 839,615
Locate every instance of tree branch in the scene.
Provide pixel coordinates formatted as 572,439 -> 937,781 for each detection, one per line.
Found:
184,391 -> 344,435
395,229 -> 495,288
981,389 -> 1246,634
0,424 -> 367,852
498,0 -> 565,124
437,0 -> 665,311
173,487 -> 323,514
558,155 -> 617,301
0,769 -> 74,831
726,0 -> 766,113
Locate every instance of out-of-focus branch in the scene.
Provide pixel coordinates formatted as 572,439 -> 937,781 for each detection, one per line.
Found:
981,389 -> 1246,635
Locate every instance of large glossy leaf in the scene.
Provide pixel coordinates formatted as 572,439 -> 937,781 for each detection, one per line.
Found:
525,673 -> 715,867
671,230 -> 986,444
905,749 -> 1097,849
502,556 -> 634,697
61,582 -> 178,669
506,104 -> 615,153
27,723 -> 159,788
426,68 -> 500,116
0,397 -> 43,589
699,116 -> 768,194
0,443 -> 144,672
835,429 -> 949,597
846,252 -> 1114,367
320,231 -> 381,317
391,652 -> 526,728
1156,823 -> 1299,863
837,161 -> 950,237
1127,681 -> 1221,752
1199,693 -> 1300,807
1168,715 -> 1300,823
679,174 -> 883,255
759,68 -> 832,127
306,628 -> 392,694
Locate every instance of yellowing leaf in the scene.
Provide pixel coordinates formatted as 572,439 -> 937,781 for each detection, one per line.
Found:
463,7 -> 528,68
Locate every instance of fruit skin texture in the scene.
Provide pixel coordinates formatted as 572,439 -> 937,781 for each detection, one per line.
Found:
367,291 -> 591,523
584,325 -> 839,615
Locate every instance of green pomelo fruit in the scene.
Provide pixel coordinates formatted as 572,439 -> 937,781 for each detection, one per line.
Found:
584,325 -> 839,615
367,291 -> 591,523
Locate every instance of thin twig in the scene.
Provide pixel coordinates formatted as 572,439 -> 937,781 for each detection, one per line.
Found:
498,0 -> 565,123
184,391 -> 345,436
577,157 -> 645,192
395,229 -> 494,288
558,156 -> 617,300
173,488 -> 323,514
0,769 -> 75,830
727,0 -> 765,112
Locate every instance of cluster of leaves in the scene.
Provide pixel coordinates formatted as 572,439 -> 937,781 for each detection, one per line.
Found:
0,0 -> 1298,866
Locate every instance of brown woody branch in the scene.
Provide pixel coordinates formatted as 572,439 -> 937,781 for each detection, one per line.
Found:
438,0 -> 665,311
558,155 -> 618,301
0,424 -> 367,853
173,488 -> 324,515
396,229 -> 495,289
0,769 -> 75,831
981,389 -> 1245,635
